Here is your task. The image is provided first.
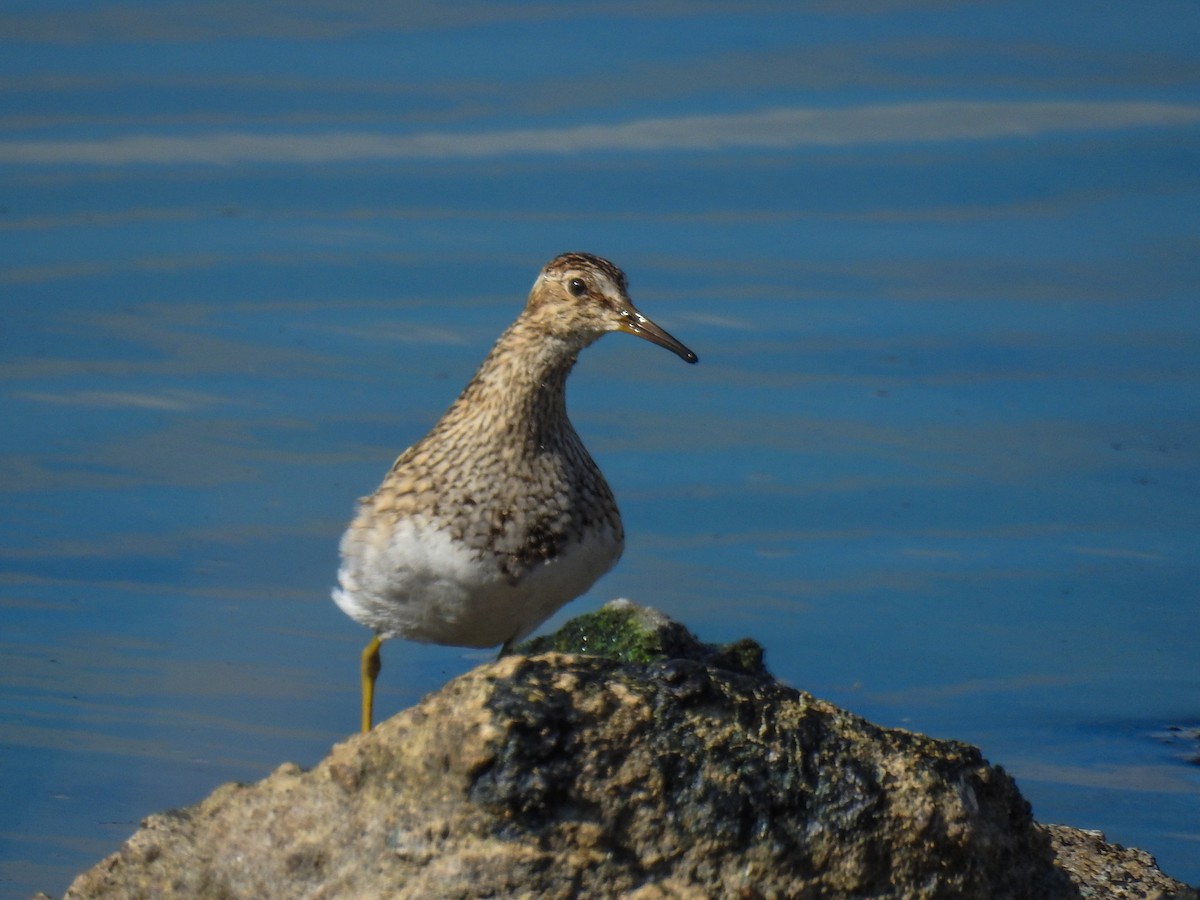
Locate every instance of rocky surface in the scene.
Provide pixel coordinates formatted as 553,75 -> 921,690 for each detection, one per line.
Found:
1044,825 -> 1198,900
56,600 -> 1195,899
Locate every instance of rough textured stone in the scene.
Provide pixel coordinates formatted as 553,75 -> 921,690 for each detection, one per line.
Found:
1044,824 -> 1198,900
57,601 -> 1196,900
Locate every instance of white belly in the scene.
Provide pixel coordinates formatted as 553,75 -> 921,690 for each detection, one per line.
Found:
333,517 -> 622,648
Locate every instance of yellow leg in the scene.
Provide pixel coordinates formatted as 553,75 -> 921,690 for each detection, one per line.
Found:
361,634 -> 382,733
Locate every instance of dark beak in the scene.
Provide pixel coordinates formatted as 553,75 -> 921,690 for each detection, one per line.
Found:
618,310 -> 698,364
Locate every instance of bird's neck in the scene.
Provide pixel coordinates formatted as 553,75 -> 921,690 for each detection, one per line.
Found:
448,314 -> 594,444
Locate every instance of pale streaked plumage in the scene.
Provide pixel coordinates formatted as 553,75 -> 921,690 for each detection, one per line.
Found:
334,252 -> 697,730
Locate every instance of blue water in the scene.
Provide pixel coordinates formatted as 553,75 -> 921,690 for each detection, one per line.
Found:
3,4 -> 1199,896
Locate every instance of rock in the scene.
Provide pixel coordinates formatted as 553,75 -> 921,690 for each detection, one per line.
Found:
1043,824 -> 1198,900
58,600 -> 1195,899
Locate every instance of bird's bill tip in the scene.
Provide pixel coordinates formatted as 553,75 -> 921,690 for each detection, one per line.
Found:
619,315 -> 698,364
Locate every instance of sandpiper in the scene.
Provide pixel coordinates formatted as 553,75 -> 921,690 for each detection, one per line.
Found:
334,252 -> 697,731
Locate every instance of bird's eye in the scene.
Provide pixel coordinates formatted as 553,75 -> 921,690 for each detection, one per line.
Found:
568,278 -> 587,297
